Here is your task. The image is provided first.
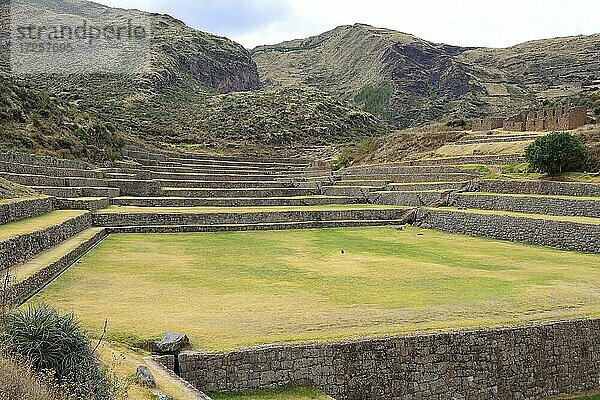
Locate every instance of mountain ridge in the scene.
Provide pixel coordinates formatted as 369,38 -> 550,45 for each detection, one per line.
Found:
253,23 -> 600,127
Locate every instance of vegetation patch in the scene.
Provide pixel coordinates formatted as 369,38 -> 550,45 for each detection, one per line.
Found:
209,387 -> 332,400
30,227 -> 600,351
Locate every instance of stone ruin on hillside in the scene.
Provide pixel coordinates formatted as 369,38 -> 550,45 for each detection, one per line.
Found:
472,106 -> 588,131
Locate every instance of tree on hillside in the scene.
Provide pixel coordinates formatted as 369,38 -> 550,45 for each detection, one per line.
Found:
525,132 -> 587,175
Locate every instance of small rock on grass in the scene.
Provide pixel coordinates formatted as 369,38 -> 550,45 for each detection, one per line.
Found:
136,365 -> 156,388
152,390 -> 174,400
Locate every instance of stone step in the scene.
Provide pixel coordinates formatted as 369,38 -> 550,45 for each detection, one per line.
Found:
0,196 -> 55,225
156,180 -> 293,189
0,210 -> 92,271
0,172 -> 107,188
161,188 -> 316,198
111,196 -> 360,208
55,197 -> 111,211
8,227 -> 107,305
92,206 -> 409,227
30,186 -> 121,198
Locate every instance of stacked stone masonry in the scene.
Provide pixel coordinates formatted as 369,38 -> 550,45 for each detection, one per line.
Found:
0,212 -> 92,270
170,319 -> 600,400
416,209 -> 600,253
8,229 -> 107,305
0,197 -> 55,225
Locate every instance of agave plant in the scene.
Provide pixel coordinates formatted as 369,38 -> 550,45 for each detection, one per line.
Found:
1,304 -> 112,400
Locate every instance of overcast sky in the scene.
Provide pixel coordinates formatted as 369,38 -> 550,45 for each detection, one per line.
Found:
95,0 -> 600,49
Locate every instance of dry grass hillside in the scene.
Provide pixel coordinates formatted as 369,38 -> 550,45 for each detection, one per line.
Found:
253,24 -> 600,128
14,0 -> 386,154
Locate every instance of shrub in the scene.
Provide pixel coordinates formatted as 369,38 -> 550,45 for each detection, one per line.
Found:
1,304 -> 113,400
525,132 -> 587,175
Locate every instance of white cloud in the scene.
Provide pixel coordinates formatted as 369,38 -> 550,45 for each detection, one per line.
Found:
93,0 -> 600,48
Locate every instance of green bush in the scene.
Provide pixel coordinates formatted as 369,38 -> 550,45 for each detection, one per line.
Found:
1,304 -> 113,400
525,132 -> 587,175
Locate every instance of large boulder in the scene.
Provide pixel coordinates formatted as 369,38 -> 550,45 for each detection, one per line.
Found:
136,365 -> 156,388
152,332 -> 190,354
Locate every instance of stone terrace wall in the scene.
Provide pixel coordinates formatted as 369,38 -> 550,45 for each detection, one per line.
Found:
475,180 -> 600,197
0,152 -> 92,170
0,197 -> 54,225
92,209 -> 407,227
451,193 -> 600,218
172,319 -> 600,400
418,209 -> 600,253
0,212 -> 92,270
8,229 -> 107,305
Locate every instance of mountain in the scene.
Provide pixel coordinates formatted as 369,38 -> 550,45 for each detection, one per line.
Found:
253,24 -> 600,127
7,0 -> 385,156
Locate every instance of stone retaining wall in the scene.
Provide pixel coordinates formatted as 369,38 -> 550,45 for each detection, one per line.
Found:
417,209 -> 600,253
0,152 -> 92,170
106,220 -> 399,234
111,196 -> 357,208
92,209 -> 407,227
338,165 -> 468,175
34,187 -> 121,198
55,197 -> 111,211
476,180 -> 600,197
168,319 -> 600,400
370,191 -> 443,207
162,188 -> 314,198
0,173 -> 107,188
0,161 -> 102,179
338,173 -> 478,183
372,191 -> 600,218
154,180 -> 291,189
105,179 -> 163,196
8,229 -> 107,305
0,197 -> 55,225
451,193 -> 600,218
0,212 -> 92,270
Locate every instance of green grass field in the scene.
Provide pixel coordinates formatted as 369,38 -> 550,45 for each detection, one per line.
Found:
30,226 -> 600,351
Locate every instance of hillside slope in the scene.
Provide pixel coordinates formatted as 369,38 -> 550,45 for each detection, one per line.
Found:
0,73 -> 122,161
16,0 -> 385,153
253,24 -> 600,127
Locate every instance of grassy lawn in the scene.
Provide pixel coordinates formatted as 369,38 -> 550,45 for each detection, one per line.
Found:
208,388 -> 332,400
30,226 -> 600,351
